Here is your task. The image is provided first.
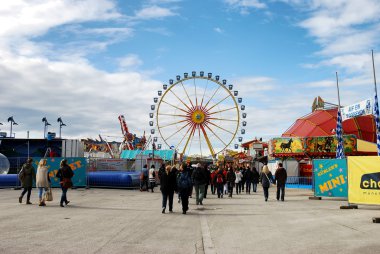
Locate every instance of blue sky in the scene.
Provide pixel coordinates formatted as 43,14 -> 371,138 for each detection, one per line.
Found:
0,0 -> 380,155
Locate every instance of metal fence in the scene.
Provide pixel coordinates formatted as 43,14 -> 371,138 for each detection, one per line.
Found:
285,176 -> 312,189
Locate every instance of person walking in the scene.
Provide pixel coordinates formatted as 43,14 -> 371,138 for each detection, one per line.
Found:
18,158 -> 36,205
160,165 -> 177,213
36,159 -> 51,206
235,168 -> 243,195
192,163 -> 207,205
148,165 -> 156,192
240,165 -> 246,192
140,164 -> 149,191
252,167 -> 260,193
214,167 -> 226,198
259,165 -> 274,202
204,166 -> 211,199
56,159 -> 74,207
210,169 -> 216,195
275,162 -> 287,201
245,167 -> 253,194
177,163 -> 192,214
226,166 -> 236,198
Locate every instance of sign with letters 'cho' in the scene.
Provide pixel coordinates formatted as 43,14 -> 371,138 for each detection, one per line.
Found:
348,156 -> 380,205
313,159 -> 347,198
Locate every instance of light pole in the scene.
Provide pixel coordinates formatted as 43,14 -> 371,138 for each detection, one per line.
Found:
42,117 -> 51,138
57,117 -> 66,138
7,116 -> 18,138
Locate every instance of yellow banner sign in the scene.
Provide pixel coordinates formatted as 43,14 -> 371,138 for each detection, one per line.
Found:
348,156 -> 380,205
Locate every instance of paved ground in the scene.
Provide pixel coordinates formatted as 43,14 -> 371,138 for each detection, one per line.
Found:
0,187 -> 380,254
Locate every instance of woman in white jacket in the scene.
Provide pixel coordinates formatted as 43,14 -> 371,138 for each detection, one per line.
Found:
235,168 -> 243,195
148,165 -> 156,192
36,159 -> 50,206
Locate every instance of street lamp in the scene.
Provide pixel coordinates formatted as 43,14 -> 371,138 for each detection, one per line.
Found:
7,116 -> 18,138
42,117 -> 51,138
57,117 -> 66,138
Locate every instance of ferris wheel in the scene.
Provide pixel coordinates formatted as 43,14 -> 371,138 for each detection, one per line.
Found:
149,71 -> 247,158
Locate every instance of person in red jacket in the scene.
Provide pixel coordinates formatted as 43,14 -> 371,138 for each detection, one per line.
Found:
213,167 -> 226,198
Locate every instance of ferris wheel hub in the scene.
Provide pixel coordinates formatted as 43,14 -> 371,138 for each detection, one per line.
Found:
190,109 -> 206,124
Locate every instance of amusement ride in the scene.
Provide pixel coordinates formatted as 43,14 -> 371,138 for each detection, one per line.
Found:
150,71 -> 247,159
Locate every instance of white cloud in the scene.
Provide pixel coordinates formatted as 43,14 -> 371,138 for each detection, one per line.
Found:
289,0 -> 380,74
134,5 -> 177,20
118,54 -> 143,70
225,0 -> 266,9
0,0 -> 121,39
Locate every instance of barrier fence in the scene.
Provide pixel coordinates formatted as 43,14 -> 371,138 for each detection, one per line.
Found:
285,176 -> 312,189
1,157 -> 313,189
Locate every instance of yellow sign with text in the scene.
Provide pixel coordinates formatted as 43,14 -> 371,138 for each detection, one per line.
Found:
348,156 -> 380,205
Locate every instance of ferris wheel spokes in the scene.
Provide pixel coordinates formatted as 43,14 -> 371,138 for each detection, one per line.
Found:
200,78 -> 209,107
159,119 -> 189,129
182,123 -> 197,155
207,117 -> 238,122
204,123 -> 228,147
206,95 -> 231,113
165,121 -> 192,141
161,100 -> 188,113
180,81 -> 195,108
208,107 -> 236,115
199,124 -> 215,156
202,86 -> 221,110
205,120 -> 235,135
158,113 -> 188,118
168,89 -> 192,111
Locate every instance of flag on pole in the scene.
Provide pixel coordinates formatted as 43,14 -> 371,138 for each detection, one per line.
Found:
336,108 -> 345,159
374,92 -> 380,155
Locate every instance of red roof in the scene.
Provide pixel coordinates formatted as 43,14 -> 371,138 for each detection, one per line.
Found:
282,108 -> 376,143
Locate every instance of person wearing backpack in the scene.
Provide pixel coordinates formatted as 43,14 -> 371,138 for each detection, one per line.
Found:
18,158 -> 36,205
213,167 -> 226,198
192,163 -> 207,205
177,163 -> 192,214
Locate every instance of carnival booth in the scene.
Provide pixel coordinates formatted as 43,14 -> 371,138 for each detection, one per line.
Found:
269,99 -> 378,179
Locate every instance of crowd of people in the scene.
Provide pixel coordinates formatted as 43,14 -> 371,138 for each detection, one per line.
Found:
18,158 -> 74,207
140,162 -> 288,214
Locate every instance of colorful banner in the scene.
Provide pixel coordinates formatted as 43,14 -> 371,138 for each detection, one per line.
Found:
348,156 -> 380,205
313,159 -> 347,197
33,157 -> 87,187
341,98 -> 372,121
271,137 -> 304,154
305,135 -> 357,154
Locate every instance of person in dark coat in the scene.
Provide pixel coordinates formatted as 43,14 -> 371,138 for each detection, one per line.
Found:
252,167 -> 260,193
244,167 -> 253,194
240,165 -> 246,192
226,166 -> 236,197
275,162 -> 287,201
213,167 -> 226,198
177,163 -> 192,214
18,158 -> 36,204
204,166 -> 211,199
56,159 -> 74,207
192,163 -> 207,205
259,165 -> 274,202
160,165 -> 177,213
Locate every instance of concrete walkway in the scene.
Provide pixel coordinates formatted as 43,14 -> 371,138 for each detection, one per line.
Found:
0,187 -> 379,254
